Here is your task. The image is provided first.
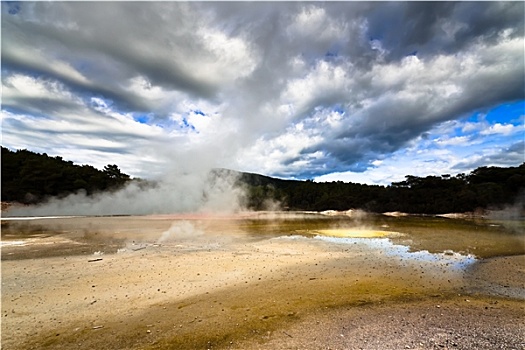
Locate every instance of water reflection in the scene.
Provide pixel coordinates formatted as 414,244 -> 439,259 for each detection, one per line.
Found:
239,212 -> 523,257
313,235 -> 477,271
2,213 -> 524,261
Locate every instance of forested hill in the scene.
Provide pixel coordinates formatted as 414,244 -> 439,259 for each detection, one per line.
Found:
1,147 -> 131,204
233,164 -> 525,214
2,147 -> 524,214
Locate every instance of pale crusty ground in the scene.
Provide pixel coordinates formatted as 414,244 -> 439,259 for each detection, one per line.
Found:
232,297 -> 525,350
466,255 -> 525,299
1,216 -> 524,350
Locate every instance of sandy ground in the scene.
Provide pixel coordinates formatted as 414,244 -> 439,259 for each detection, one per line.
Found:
1,215 -> 524,350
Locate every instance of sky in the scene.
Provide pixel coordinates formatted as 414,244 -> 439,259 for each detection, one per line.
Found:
2,1 -> 524,186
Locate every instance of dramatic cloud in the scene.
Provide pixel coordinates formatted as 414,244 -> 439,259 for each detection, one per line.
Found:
2,1 -> 524,188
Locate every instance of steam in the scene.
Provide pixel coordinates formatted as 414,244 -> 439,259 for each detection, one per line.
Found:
319,209 -> 367,218
486,192 -> 525,233
4,168 -> 247,217
157,221 -> 203,243
487,191 -> 525,222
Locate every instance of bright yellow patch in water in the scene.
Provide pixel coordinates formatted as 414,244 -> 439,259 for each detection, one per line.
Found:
313,229 -> 401,238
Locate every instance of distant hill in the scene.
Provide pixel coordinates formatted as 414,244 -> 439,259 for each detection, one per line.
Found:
219,165 -> 525,214
2,146 -> 524,214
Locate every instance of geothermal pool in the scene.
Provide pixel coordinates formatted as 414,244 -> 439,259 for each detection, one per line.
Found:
1,212 -> 524,349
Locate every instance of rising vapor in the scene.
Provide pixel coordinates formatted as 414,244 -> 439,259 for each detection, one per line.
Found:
5,169 -> 247,217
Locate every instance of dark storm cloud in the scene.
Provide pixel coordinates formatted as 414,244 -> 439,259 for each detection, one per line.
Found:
1,89 -> 81,117
452,2 -> 524,46
1,18 -> 157,114
365,2 -> 524,60
401,2 -> 456,47
292,28 -> 524,176
1,2 -> 245,114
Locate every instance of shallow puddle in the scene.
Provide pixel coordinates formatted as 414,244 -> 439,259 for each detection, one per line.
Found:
312,235 -> 477,270
2,212 -> 523,254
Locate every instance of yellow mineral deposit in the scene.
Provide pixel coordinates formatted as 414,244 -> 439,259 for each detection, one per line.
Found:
310,228 -> 402,238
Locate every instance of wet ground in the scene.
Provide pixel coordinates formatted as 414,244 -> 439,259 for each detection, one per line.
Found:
1,212 -> 524,349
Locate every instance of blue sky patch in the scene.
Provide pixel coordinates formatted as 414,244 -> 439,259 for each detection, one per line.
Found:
332,105 -> 345,115
463,100 -> 524,126
134,114 -> 150,124
484,100 -> 524,124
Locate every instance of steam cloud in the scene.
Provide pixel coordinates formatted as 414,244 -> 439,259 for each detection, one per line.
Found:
5,169 -> 247,217
157,221 -> 204,243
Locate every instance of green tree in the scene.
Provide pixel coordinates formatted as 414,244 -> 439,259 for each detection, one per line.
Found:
1,147 -> 132,203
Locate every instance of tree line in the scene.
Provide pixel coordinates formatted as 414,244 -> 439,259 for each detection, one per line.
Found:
2,147 -> 524,214
1,147 -> 131,204
239,164 -> 525,214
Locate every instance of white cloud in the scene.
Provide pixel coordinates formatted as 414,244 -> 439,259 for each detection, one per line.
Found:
282,60 -> 350,116
195,27 -> 258,85
480,123 -> 517,136
236,121 -> 323,176
3,74 -> 80,105
288,5 -> 348,42
435,136 -> 470,147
